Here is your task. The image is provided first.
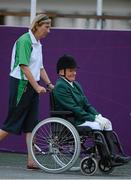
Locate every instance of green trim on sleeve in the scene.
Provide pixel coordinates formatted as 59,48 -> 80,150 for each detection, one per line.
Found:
13,33 -> 32,80
16,33 -> 32,103
12,33 -> 32,79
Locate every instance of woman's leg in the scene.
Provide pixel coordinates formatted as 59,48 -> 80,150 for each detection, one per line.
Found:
78,121 -> 101,130
103,131 -> 116,155
0,129 -> 9,141
26,132 -> 39,169
103,131 -> 130,163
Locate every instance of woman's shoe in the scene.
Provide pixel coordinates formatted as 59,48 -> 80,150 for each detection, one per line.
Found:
112,155 -> 129,163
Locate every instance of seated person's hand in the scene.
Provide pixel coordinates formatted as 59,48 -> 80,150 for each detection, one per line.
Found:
95,114 -> 111,130
95,114 -> 106,130
100,116 -> 112,129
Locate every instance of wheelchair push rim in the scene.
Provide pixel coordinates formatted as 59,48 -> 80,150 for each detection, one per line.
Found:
30,117 -> 81,173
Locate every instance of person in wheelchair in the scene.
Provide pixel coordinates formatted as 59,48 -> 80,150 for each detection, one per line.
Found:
53,54 -> 130,164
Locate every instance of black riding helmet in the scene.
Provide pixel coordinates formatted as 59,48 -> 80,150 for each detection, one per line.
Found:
56,54 -> 78,74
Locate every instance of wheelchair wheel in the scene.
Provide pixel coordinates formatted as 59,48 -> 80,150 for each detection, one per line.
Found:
30,117 -> 81,173
80,156 -> 98,175
98,159 -> 114,174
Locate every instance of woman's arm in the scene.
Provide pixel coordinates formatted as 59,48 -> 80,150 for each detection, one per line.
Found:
40,68 -> 54,89
20,65 -> 46,94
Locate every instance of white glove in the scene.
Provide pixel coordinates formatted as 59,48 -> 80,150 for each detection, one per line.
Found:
100,116 -> 111,129
95,114 -> 111,130
95,114 -> 107,130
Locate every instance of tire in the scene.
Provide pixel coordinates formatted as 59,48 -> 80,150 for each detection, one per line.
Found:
98,159 -> 114,174
80,156 -> 98,175
30,117 -> 81,173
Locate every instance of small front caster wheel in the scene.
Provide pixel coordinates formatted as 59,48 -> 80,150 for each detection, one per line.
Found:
80,156 -> 98,175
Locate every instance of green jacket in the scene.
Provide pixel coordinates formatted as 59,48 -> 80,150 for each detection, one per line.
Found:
53,77 -> 99,125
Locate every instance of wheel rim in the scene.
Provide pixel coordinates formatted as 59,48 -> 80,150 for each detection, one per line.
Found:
30,117 -> 81,173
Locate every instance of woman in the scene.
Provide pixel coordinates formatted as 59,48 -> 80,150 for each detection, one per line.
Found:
0,14 -> 54,169
53,54 -> 130,163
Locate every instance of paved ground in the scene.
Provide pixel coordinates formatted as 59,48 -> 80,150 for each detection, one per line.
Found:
0,152 -> 131,179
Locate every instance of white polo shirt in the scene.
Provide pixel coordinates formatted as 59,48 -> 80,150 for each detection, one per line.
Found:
10,30 -> 44,81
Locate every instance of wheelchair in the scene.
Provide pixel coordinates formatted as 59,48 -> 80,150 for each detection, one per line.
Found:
30,92 -> 127,175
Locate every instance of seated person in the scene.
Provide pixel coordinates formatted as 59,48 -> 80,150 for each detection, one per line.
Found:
53,54 -> 130,163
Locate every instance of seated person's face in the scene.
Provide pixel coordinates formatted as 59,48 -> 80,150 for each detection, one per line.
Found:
60,68 -> 77,82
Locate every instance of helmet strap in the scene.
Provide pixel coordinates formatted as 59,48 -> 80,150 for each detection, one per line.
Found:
60,69 -> 71,82
63,69 -> 72,82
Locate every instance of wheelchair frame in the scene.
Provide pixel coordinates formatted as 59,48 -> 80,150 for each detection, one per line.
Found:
30,92 -> 126,175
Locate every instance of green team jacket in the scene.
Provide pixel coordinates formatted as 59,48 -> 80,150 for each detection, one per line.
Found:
53,77 -> 99,125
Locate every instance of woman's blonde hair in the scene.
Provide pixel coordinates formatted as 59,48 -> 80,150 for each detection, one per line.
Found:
30,14 -> 51,33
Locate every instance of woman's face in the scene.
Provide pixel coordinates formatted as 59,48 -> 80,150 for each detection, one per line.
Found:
35,23 -> 51,40
60,68 -> 77,82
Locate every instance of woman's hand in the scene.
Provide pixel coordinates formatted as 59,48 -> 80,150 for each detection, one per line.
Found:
47,83 -> 54,91
36,85 -> 46,94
